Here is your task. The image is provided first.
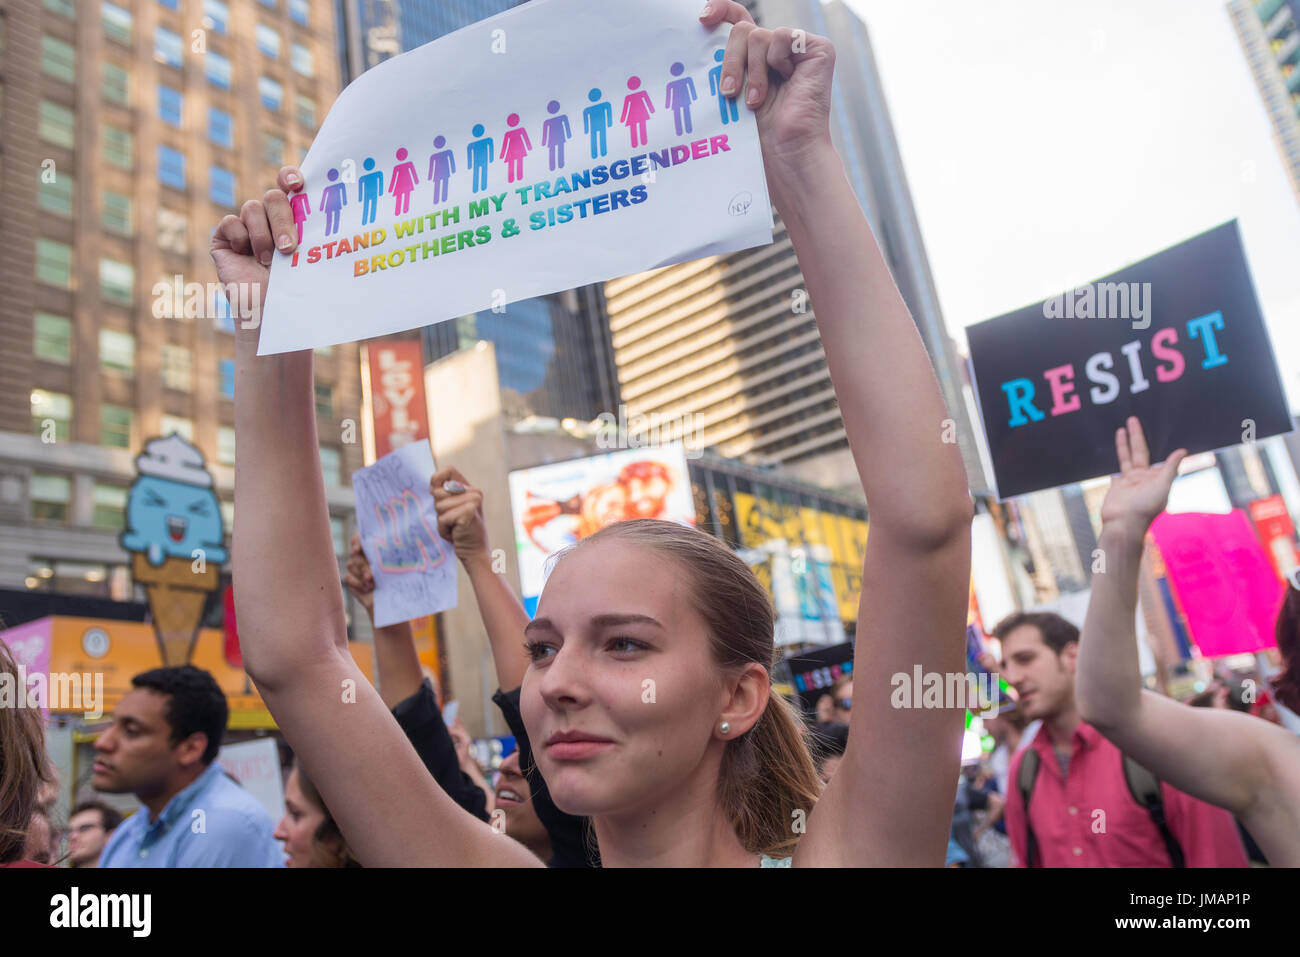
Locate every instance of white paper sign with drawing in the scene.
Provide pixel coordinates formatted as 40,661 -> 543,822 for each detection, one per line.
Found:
257,0 -> 774,354
353,442 -> 457,628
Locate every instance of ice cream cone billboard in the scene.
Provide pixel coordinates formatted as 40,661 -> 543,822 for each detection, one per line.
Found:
120,434 -> 227,667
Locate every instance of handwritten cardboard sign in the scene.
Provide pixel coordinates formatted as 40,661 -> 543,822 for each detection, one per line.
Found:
353,442 -> 457,628
257,0 -> 773,354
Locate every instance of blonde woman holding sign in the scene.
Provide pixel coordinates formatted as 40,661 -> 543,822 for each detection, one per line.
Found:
215,1 -> 972,866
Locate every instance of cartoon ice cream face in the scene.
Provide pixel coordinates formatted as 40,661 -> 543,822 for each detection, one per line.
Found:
121,434 -> 228,566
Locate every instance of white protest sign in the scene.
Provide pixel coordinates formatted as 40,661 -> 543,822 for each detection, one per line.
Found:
217,737 -> 285,824
353,441 -> 458,627
257,0 -> 773,354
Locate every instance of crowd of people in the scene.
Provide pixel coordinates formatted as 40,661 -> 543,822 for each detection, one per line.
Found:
3,0 -> 1299,870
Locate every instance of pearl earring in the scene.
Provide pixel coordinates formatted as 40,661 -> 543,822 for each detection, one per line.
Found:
719,721 -> 731,735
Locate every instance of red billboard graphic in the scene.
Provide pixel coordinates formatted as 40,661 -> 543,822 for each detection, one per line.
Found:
1247,494 -> 1300,581
367,339 -> 430,459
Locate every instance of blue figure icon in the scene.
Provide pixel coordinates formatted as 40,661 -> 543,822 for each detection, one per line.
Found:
583,88 -> 613,160
321,168 -> 348,236
358,158 -> 384,227
708,49 -> 739,125
428,135 -> 455,205
467,123 -> 494,194
541,100 -> 572,172
666,61 -> 697,136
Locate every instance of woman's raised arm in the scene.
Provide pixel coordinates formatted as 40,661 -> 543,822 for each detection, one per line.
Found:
697,1 -> 973,866
215,168 -> 540,866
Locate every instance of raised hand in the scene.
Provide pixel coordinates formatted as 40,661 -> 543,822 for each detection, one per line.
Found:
343,532 -> 376,617
430,467 -> 491,566
1099,416 -> 1188,535
209,165 -> 303,339
699,0 -> 835,199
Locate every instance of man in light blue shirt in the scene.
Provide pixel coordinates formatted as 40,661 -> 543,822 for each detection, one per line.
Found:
93,666 -> 283,867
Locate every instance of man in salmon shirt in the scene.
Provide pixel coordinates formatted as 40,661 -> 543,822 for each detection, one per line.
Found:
994,611 -> 1246,867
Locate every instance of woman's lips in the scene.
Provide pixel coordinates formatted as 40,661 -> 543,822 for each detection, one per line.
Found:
546,740 -> 613,760
495,786 -> 525,805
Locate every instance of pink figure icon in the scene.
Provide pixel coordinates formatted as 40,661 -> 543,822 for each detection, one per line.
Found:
388,147 -> 419,216
499,113 -> 532,184
620,76 -> 655,149
290,189 -> 311,243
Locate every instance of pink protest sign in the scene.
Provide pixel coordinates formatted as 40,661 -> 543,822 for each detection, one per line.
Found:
1149,510 -> 1283,658
0,616 -> 54,720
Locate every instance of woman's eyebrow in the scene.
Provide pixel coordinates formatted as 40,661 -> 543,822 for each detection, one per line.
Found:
524,617 -> 558,637
590,614 -> 663,630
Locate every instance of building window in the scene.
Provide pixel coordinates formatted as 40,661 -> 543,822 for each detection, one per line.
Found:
99,328 -> 135,375
31,390 -> 72,442
31,474 -> 72,523
208,107 -> 233,148
219,358 -> 235,398
206,49 -> 232,89
102,2 -> 133,46
103,63 -> 131,105
203,0 -> 229,34
93,483 -> 129,530
35,239 -> 73,289
262,132 -> 285,167
158,208 -> 189,255
155,26 -> 183,68
291,42 -> 314,77
315,383 -> 333,419
38,100 -> 75,148
319,447 -> 341,486
41,35 -> 76,83
259,76 -> 283,110
102,190 -> 133,235
37,171 -> 73,216
103,126 -> 134,168
100,259 -> 135,306
160,414 -> 193,441
289,0 -> 309,25
209,166 -> 236,207
101,404 -> 134,448
295,94 -> 315,127
159,85 -> 183,126
218,426 -> 236,466
45,0 -> 75,18
162,344 -> 193,391
35,312 -> 72,364
256,24 -> 280,58
159,145 -> 186,190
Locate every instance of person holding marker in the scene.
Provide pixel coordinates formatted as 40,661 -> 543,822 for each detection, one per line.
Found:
213,0 -> 972,867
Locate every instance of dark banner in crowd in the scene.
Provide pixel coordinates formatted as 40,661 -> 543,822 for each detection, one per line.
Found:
782,641 -> 854,717
966,221 -> 1291,499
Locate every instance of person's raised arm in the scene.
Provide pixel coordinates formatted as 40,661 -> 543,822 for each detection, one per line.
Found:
1077,418 -> 1300,864
430,467 -> 532,692
697,1 -> 973,867
216,169 -> 538,867
343,533 -> 423,708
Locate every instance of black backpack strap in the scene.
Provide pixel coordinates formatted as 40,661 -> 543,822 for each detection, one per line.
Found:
1122,753 -> 1185,868
1016,748 -> 1040,868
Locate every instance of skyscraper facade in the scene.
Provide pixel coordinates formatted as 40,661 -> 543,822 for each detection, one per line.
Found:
1229,0 -> 1300,208
0,0 -> 361,601
601,0 -> 989,496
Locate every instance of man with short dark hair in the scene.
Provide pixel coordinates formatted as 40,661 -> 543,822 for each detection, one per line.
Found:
67,799 -> 123,868
995,613 -> 1246,868
93,665 -> 282,867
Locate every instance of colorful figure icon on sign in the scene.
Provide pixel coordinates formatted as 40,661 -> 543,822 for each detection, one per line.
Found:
428,135 -> 455,205
621,76 -> 655,149
467,123 -> 495,194
708,49 -> 739,125
541,100 -> 572,171
388,147 -> 419,216
583,88 -> 613,159
666,62 -> 697,136
358,157 -> 384,227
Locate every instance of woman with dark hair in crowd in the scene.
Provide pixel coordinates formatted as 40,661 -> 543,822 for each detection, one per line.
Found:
274,758 -> 361,868
217,0 -> 972,866
0,640 -> 55,868
1269,574 -> 1300,736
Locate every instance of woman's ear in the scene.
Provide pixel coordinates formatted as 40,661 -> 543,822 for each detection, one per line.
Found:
718,662 -> 770,738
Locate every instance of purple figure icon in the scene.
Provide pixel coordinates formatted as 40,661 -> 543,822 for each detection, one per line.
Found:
620,76 -> 654,149
388,147 -> 419,216
540,100 -> 572,172
665,62 -> 698,136
290,188 -> 311,243
500,113 -> 532,184
358,157 -> 384,227
320,168 -> 347,237
708,49 -> 739,126
467,123 -> 494,194
427,135 -> 455,205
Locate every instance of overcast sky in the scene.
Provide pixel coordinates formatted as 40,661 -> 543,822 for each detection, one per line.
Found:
846,0 -> 1300,410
